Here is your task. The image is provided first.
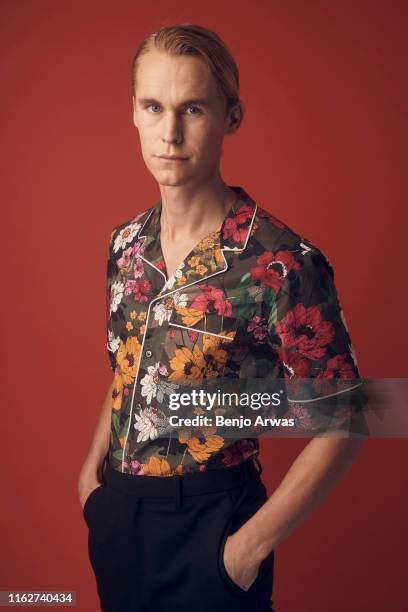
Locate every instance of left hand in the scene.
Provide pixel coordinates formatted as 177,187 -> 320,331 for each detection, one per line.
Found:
223,531 -> 262,591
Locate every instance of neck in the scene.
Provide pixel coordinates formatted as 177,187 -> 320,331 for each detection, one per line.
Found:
159,176 -> 236,243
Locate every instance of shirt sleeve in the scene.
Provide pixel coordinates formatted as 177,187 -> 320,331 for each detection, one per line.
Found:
106,229 -> 117,373
267,242 -> 367,433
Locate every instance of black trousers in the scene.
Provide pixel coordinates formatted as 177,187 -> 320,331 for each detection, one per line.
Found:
83,456 -> 275,612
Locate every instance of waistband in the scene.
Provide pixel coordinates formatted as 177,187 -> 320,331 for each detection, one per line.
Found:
105,457 -> 262,507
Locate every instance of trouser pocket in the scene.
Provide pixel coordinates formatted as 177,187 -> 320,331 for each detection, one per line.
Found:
217,481 -> 275,604
82,484 -> 104,528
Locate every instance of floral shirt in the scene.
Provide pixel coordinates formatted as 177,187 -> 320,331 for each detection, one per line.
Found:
105,185 -> 363,476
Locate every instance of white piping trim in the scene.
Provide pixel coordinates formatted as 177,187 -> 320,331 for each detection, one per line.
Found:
137,253 -> 167,282
287,381 -> 363,403
137,207 -> 155,238
168,321 -> 236,340
120,200 -> 258,472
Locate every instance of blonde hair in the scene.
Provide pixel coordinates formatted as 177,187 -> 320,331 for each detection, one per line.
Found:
131,23 -> 243,118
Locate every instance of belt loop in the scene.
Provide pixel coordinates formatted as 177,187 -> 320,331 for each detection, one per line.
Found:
173,475 -> 182,511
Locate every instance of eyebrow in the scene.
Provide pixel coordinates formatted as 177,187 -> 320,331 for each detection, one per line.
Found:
137,97 -> 209,108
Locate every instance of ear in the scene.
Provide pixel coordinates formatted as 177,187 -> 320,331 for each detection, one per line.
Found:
132,95 -> 138,129
224,101 -> 244,135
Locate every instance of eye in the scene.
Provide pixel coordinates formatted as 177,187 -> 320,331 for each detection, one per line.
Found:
147,104 -> 161,113
185,105 -> 202,116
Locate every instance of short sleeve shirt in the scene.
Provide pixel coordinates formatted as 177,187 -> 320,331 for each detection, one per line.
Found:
105,185 -> 363,476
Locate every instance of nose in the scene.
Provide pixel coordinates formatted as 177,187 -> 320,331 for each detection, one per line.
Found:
161,111 -> 183,145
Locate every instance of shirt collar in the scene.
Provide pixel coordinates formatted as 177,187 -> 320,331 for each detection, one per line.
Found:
135,185 -> 257,296
139,185 -> 257,251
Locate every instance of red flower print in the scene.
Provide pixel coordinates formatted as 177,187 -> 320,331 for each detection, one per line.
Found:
133,258 -> 144,279
277,303 -> 335,360
132,240 -> 145,257
191,285 -> 232,317
313,354 -> 357,395
235,203 -> 255,224
118,246 -> 133,267
247,315 -> 268,340
324,354 -> 357,378
124,279 -> 151,303
187,329 -> 199,343
278,348 -> 311,384
156,258 -> 167,271
223,203 -> 254,243
250,250 -> 300,292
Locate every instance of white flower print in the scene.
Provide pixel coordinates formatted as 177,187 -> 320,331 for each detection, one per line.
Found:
107,329 -> 120,354
152,302 -> 170,326
174,291 -> 188,308
140,362 -> 178,404
140,363 -> 161,404
113,222 -> 141,253
163,262 -> 186,291
152,291 -> 188,325
134,406 -> 168,443
110,281 -> 125,314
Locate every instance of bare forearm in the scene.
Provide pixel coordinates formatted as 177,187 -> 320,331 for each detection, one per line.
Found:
79,378 -> 115,484
241,436 -> 365,563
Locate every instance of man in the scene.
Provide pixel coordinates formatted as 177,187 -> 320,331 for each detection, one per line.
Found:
78,23 -> 365,612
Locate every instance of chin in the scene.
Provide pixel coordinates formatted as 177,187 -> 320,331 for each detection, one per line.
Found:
151,171 -> 192,187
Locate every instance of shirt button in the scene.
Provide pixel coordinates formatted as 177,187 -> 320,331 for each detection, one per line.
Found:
135,403 -> 142,409
145,349 -> 153,358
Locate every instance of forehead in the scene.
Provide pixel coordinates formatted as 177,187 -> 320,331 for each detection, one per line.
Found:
135,49 -> 220,102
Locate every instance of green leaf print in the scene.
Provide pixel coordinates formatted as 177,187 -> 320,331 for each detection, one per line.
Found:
268,300 -> 277,329
113,449 -> 124,461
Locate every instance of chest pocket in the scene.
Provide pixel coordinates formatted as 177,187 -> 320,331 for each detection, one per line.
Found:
160,286 -> 263,383
167,285 -> 259,340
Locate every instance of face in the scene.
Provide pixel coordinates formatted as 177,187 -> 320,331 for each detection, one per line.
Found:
132,49 -> 241,188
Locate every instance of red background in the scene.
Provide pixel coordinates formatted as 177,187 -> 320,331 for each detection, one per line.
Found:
1,1 -> 407,610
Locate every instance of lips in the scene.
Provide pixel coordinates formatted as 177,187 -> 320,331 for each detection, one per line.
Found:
158,155 -> 188,160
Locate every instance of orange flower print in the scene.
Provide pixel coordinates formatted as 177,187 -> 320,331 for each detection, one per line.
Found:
143,456 -> 172,476
176,274 -> 187,286
169,334 -> 230,383
174,306 -> 205,326
117,336 -> 141,385
214,248 -> 225,264
185,432 -> 225,462
196,231 -> 218,251
187,255 -> 201,268
195,264 -> 208,275
169,346 -> 205,383
112,372 -> 123,411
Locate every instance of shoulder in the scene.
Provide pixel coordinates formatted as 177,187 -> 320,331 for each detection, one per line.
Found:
252,203 -> 333,278
108,207 -> 153,254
